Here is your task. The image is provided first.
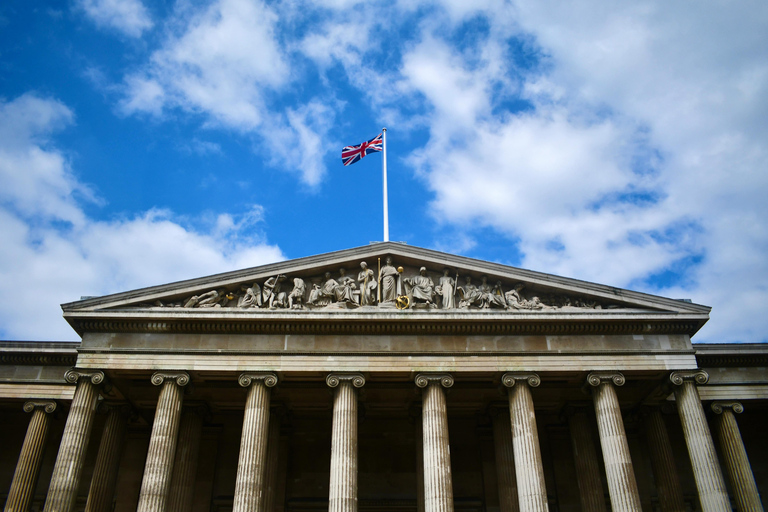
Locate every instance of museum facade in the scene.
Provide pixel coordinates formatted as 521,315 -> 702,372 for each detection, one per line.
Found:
1,243 -> 765,512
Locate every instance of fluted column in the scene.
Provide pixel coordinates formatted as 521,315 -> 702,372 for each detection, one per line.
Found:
711,401 -> 764,512
261,407 -> 283,512
415,373 -> 455,512
233,372 -> 278,512
567,407 -> 607,512
84,403 -> 132,512
502,373 -> 547,512
491,407 -> 519,512
670,371 -> 730,512
136,371 -> 190,512
327,373 -> 365,512
4,401 -> 57,512
44,369 -> 105,512
587,372 -> 642,512
167,403 -> 208,512
643,407 -> 686,512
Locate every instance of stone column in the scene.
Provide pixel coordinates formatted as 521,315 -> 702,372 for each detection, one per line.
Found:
136,371 -> 190,512
262,407 -> 283,512
643,407 -> 686,512
167,403 -> 208,512
233,372 -> 278,512
567,408 -> 607,512
491,407 -> 519,512
84,403 -> 133,512
4,401 -> 57,512
502,372 -> 548,512
415,373 -> 455,512
670,371 -> 730,512
327,373 -> 366,512
43,369 -> 105,512
711,401 -> 764,512
587,372 -> 642,512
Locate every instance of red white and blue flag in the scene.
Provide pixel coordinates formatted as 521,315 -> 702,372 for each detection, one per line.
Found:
341,133 -> 383,166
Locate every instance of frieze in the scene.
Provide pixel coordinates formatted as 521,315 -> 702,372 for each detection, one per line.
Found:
138,257 -> 623,314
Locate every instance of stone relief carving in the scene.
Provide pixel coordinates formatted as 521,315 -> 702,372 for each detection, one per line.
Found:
144,257 -> 622,313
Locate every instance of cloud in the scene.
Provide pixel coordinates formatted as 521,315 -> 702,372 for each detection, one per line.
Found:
0,93 -> 283,341
76,0 -> 153,37
119,0 -> 334,186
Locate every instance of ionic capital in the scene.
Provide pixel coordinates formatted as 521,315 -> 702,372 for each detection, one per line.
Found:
238,372 -> 278,388
64,368 -> 106,386
669,370 -> 708,386
23,400 -> 57,414
151,371 -> 190,387
415,373 -> 454,389
711,401 -> 744,415
326,373 -> 365,388
587,371 -> 625,387
502,372 -> 541,388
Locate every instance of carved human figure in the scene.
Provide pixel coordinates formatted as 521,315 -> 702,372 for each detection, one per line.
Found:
404,267 -> 435,306
379,257 -> 399,303
457,276 -> 482,308
185,289 -> 227,308
238,283 -> 262,309
335,269 -> 357,303
505,283 -> 544,310
307,283 -> 323,305
287,278 -> 306,309
262,275 -> 287,309
357,261 -> 377,306
436,269 -> 456,309
321,272 -> 340,303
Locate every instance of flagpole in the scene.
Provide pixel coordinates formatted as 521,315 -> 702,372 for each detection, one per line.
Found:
382,127 -> 389,242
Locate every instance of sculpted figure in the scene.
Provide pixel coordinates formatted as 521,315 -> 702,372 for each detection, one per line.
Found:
379,257 -> 399,303
404,267 -> 435,306
320,272 -> 339,302
185,289 -> 227,308
505,283 -> 544,310
238,283 -> 262,309
287,278 -> 306,309
335,268 -> 357,303
262,275 -> 287,309
478,277 -> 506,309
307,283 -> 323,306
436,269 -> 456,309
357,261 -> 377,306
457,276 -> 482,308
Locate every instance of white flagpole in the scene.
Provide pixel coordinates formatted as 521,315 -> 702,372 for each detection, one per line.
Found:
382,127 -> 389,242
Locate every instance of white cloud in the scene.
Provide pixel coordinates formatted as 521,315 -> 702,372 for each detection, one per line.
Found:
120,0 -> 334,186
76,0 -> 153,37
0,93 -> 283,341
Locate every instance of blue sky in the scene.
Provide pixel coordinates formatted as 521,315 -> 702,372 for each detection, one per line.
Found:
1,0 -> 767,342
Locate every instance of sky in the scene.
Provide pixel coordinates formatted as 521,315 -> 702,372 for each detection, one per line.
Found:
1,0 -> 767,343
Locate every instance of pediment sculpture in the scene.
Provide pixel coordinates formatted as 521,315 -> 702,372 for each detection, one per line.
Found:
144,257 -> 619,313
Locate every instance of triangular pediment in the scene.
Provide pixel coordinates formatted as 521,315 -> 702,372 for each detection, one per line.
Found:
62,243 -> 710,337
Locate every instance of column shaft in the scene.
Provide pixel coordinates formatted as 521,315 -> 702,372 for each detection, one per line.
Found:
84,405 -> 130,512
644,409 -> 686,512
422,382 -> 454,512
507,381 -> 548,512
4,402 -> 56,512
590,376 -> 642,512
673,377 -> 730,512
44,371 -> 103,512
329,381 -> 359,512
712,403 -> 764,512
233,375 -> 274,512
568,410 -> 607,512
167,407 -> 205,512
492,410 -> 519,512
136,373 -> 188,512
261,410 -> 282,512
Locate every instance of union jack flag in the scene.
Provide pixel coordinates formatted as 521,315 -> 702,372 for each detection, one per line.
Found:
341,133 -> 383,166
